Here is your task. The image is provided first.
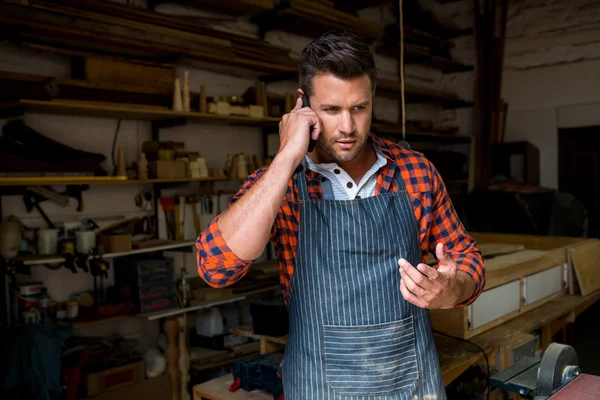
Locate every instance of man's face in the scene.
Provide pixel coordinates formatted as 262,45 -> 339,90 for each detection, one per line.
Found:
308,73 -> 373,164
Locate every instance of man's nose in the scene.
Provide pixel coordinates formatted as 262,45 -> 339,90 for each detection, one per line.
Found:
338,111 -> 355,134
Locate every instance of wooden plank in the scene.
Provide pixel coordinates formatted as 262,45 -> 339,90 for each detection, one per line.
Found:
0,8 -> 295,75
30,0 -> 291,63
471,232 -> 586,250
0,3 -> 231,56
486,248 -> 566,290
28,1 -> 233,49
477,243 -> 525,257
169,0 -> 274,15
229,325 -> 288,345
484,250 -> 546,272
471,292 -> 600,350
193,374 -> 272,400
4,99 -> 281,125
569,239 -> 600,296
72,57 -> 175,92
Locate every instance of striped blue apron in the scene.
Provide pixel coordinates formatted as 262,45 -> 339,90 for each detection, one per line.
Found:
282,168 -> 447,400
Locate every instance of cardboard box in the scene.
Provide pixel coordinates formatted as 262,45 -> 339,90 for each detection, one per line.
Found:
98,233 -> 132,253
149,160 -> 187,179
85,361 -> 144,397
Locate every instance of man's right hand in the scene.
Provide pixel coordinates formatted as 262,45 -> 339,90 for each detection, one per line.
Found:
277,95 -> 322,165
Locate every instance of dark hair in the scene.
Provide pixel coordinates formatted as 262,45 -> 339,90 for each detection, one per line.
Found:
298,29 -> 377,96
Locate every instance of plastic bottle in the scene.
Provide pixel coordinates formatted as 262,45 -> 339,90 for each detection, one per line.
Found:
39,287 -> 51,323
196,308 -> 224,337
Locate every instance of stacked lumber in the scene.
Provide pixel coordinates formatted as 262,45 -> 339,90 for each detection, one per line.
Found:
252,0 -> 382,40
377,79 -> 462,103
0,71 -> 174,107
0,0 -> 296,74
164,0 -> 276,15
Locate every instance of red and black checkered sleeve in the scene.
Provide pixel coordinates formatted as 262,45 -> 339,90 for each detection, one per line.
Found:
196,167 -> 271,288
427,160 -> 486,306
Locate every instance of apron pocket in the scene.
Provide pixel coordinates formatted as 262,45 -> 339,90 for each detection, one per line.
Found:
323,316 -> 418,396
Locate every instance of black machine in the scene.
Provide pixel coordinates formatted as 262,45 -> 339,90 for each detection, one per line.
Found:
230,350 -> 284,400
490,342 -> 600,399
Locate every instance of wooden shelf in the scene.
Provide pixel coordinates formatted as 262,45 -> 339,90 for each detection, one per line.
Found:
12,239 -> 196,266
377,79 -> 473,108
1,99 -> 280,125
252,2 -> 382,41
0,175 -> 228,187
148,0 -> 274,15
378,44 -> 473,74
137,283 -> 280,321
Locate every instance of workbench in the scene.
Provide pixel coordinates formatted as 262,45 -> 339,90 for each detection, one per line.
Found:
193,291 -> 600,400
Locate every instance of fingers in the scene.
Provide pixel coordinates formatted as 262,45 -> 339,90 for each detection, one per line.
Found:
292,95 -> 303,111
398,259 -> 432,291
399,280 -> 427,308
416,263 -> 440,280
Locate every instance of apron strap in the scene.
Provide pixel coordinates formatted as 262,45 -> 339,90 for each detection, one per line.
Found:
298,168 -> 336,201
297,168 -> 310,201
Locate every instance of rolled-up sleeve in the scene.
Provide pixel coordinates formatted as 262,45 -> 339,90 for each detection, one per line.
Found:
196,167 -> 268,288
427,161 -> 485,306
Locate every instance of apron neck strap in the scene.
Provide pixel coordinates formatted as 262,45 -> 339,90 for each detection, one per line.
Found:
297,167 -> 310,201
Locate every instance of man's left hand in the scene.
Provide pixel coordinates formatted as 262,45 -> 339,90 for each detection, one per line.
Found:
398,243 -> 472,309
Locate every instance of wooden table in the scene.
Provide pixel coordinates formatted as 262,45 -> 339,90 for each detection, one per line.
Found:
194,374 -> 272,400
193,292 -> 600,400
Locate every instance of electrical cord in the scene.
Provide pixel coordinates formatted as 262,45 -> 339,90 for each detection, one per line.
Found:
433,329 -> 491,400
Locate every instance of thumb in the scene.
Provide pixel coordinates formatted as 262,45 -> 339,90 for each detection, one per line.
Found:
435,242 -> 447,262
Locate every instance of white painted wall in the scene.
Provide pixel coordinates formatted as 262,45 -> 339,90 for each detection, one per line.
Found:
435,0 -> 600,189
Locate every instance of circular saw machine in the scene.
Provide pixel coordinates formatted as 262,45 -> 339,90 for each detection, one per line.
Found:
490,342 -> 600,399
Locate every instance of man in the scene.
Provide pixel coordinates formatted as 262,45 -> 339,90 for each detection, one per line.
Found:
197,29 -> 485,399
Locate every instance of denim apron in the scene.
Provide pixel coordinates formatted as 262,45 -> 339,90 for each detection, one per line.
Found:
282,168 -> 447,400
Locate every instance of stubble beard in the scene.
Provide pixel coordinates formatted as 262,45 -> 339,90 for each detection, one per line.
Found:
318,131 -> 369,164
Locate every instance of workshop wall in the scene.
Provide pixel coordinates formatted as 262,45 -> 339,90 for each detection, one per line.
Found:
0,0 -> 474,342
440,0 -> 600,189
430,0 -> 600,189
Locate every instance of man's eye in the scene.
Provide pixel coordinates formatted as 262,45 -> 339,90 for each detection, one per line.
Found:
353,106 -> 366,111
325,108 -> 338,112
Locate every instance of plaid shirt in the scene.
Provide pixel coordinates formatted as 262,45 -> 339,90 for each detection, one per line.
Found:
197,134 -> 485,306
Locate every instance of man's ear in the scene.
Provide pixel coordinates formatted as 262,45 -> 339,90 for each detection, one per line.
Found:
297,88 -> 304,99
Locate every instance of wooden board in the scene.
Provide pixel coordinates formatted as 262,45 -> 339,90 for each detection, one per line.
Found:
471,292 -> 600,350
569,239 -> 600,296
477,243 -> 525,257
3,99 -> 280,125
193,374 -> 273,400
471,232 -> 585,250
229,325 -> 288,345
72,57 -> 175,92
484,249 -> 546,272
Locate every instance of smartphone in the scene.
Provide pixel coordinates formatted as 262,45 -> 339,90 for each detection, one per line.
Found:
302,94 -> 317,152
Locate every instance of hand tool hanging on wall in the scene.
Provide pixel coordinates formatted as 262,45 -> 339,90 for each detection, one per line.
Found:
159,197 -> 175,240
89,250 -> 109,306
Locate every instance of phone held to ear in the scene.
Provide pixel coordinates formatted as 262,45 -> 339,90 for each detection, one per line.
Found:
302,94 -> 317,152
